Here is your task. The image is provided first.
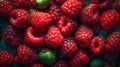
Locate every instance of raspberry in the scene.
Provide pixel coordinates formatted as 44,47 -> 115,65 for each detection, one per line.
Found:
92,0 -> 113,9
60,37 -> 78,58
61,0 -> 82,18
100,9 -> 120,31
58,15 -> 78,35
49,4 -> 62,24
12,0 -> 31,9
52,60 -> 68,67
115,0 -> 120,12
15,45 -> 38,64
80,4 -> 100,25
90,37 -> 105,55
30,63 -> 45,67
105,32 -> 120,53
75,25 -> 94,48
69,50 -> 89,67
24,27 -> 44,48
45,26 -> 64,49
31,12 -> 52,32
0,0 -> 13,18
0,51 -> 14,67
4,26 -> 23,47
10,9 -> 30,29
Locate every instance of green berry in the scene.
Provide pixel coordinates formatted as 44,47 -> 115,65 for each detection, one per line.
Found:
89,59 -> 104,67
39,48 -> 56,65
36,0 -> 51,9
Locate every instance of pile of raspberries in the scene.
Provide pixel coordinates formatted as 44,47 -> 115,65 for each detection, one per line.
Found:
0,0 -> 120,67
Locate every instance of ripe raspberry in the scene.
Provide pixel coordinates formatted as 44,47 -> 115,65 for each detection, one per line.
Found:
49,4 -> 62,24
105,32 -> 120,53
92,0 -> 113,9
30,63 -> 45,67
100,9 -> 120,31
4,26 -> 23,47
115,0 -> 120,12
0,51 -> 14,67
31,12 -> 52,32
58,16 -> 78,35
80,4 -> 100,25
0,0 -> 13,18
45,26 -> 64,49
15,45 -> 38,64
90,37 -> 105,55
60,37 -> 78,58
24,27 -> 44,48
10,9 -> 30,29
69,50 -> 89,67
75,25 -> 94,48
61,0 -> 82,18
55,0 -> 67,4
52,60 -> 68,67
12,0 -> 31,9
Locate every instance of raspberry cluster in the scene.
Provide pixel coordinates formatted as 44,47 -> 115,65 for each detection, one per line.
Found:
0,0 -> 120,67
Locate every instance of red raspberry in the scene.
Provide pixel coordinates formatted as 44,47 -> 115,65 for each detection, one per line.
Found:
115,0 -> 120,12
24,27 -> 44,48
45,26 -> 64,49
49,4 -> 62,24
10,9 -> 30,29
52,60 -> 68,67
100,9 -> 120,31
80,4 -> 100,25
15,45 -> 38,64
61,0 -> 82,18
58,15 -> 78,35
75,25 -> 94,48
12,0 -> 31,9
30,63 -> 45,67
105,32 -> 120,53
31,12 -> 52,32
69,50 -> 89,67
60,37 -> 78,58
4,26 -> 23,47
0,51 -> 14,67
0,0 -> 13,18
92,0 -> 113,9
90,37 -> 105,55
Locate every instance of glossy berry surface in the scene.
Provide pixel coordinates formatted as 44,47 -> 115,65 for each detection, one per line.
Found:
0,0 -> 13,18
10,9 -> 30,29
61,0 -> 82,18
0,51 -> 14,67
75,25 -> 94,48
45,26 -> 64,49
